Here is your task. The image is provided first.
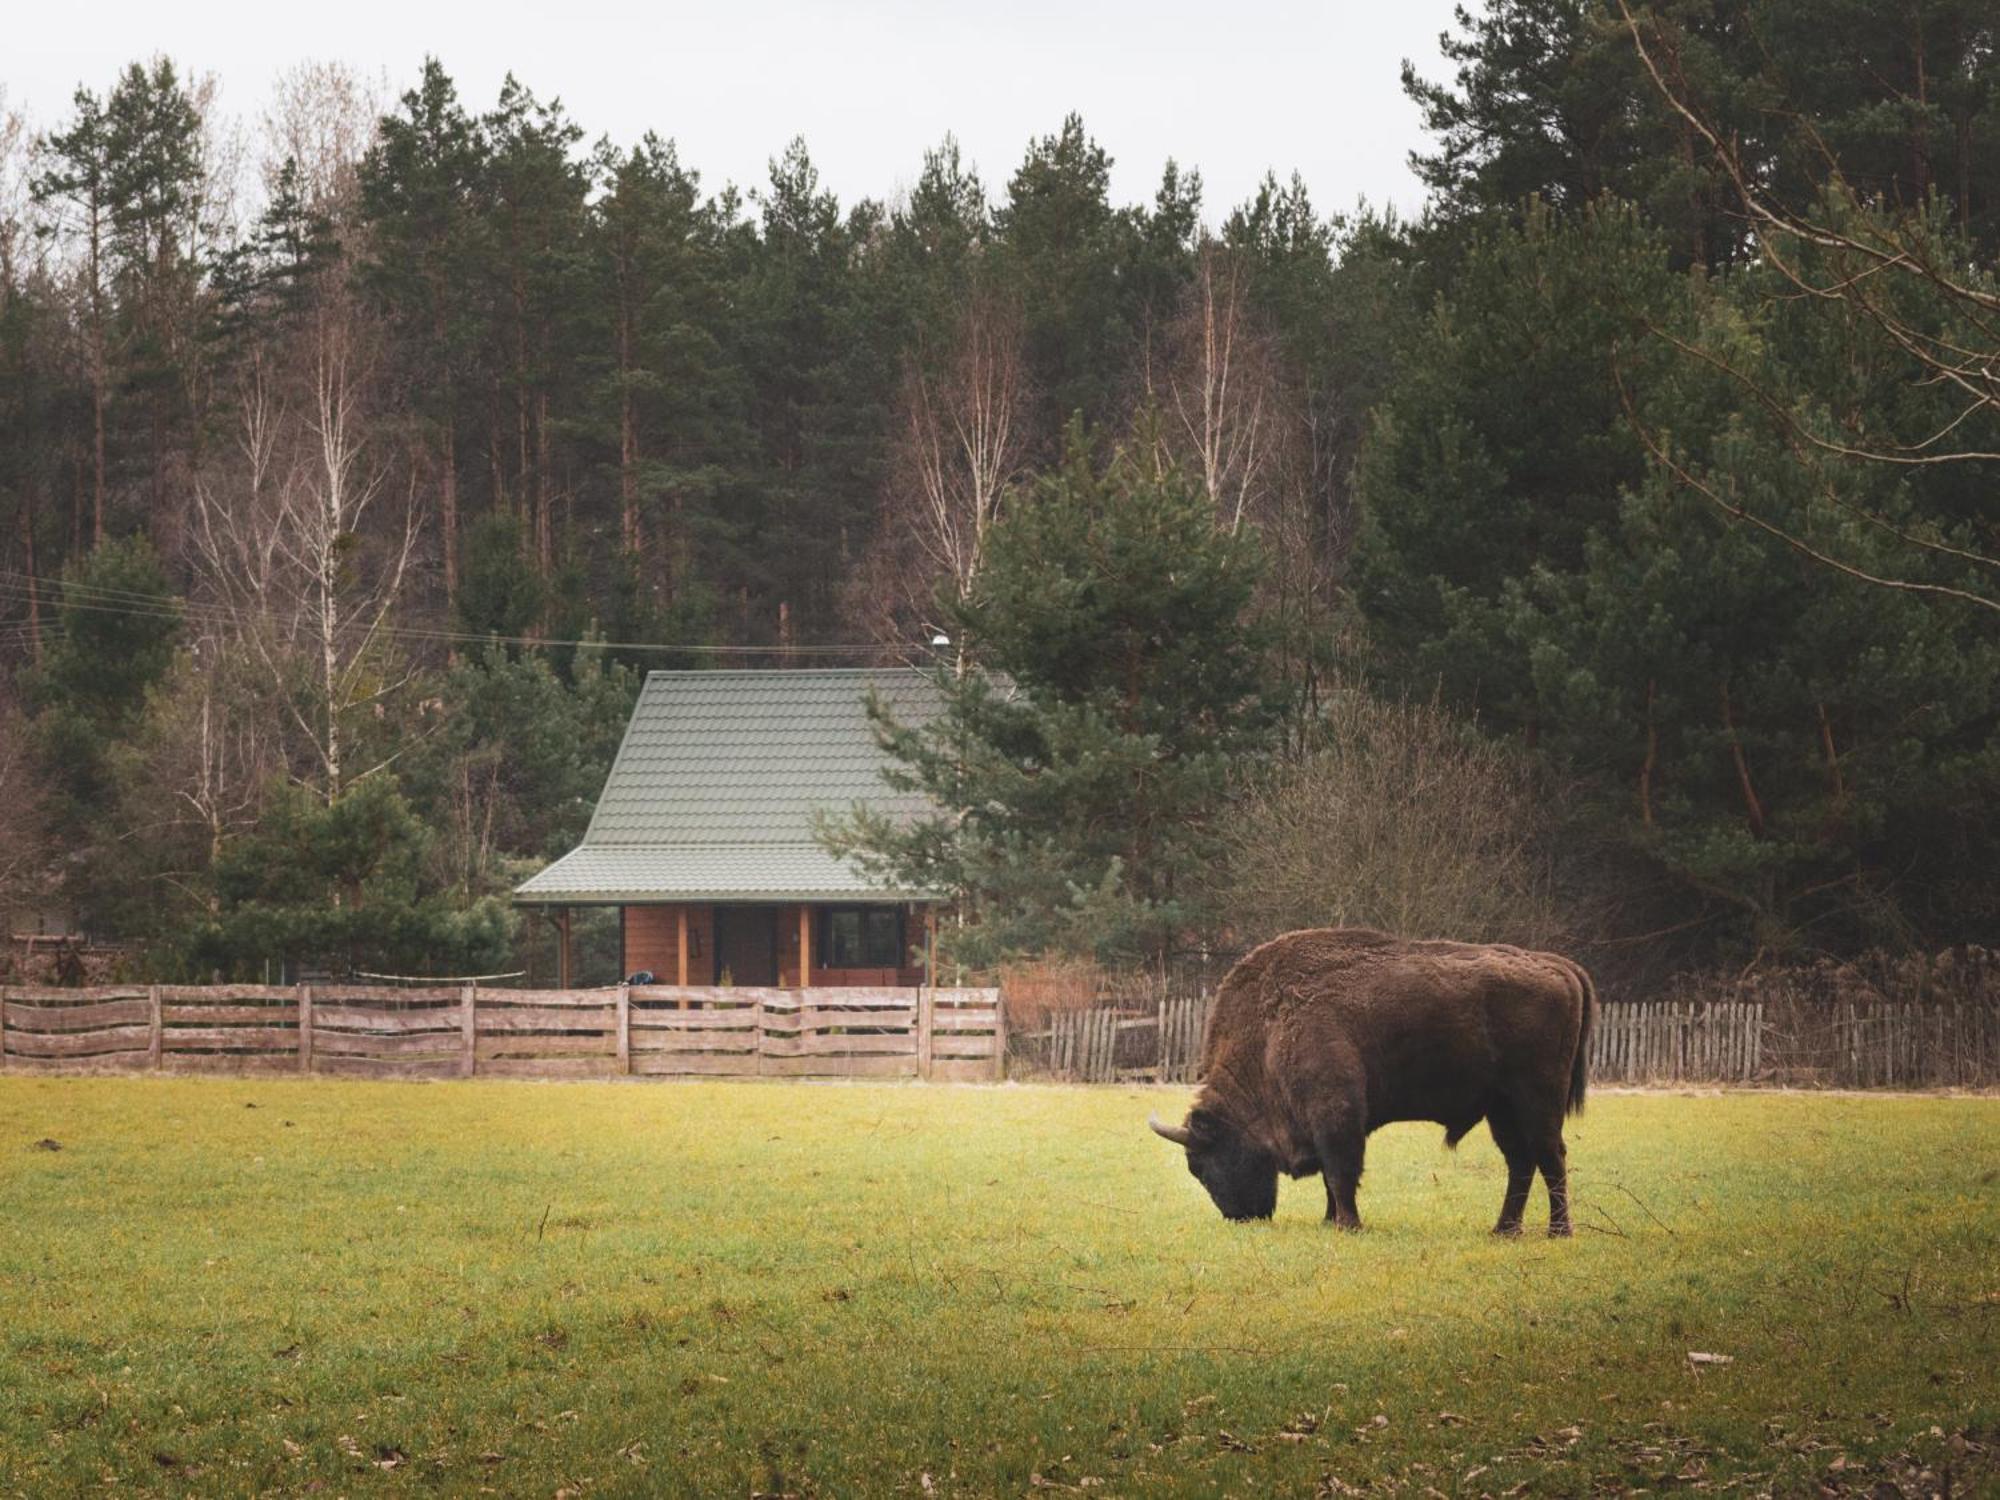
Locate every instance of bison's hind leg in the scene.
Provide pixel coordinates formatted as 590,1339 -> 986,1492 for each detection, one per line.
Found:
1536,1126 -> 1573,1238
1484,1103 -> 1536,1237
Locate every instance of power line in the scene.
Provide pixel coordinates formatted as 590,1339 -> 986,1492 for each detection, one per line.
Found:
0,572 -> 912,659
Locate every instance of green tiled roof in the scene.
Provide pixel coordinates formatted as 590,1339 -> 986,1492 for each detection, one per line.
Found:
515,668 -> 941,905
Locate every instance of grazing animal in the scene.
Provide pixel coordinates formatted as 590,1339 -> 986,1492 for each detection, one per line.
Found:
1149,928 -> 1596,1236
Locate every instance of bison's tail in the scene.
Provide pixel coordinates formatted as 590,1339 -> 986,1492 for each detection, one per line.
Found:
1567,961 -> 1597,1116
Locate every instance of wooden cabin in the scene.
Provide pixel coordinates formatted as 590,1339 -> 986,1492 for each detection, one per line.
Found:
513,668 -> 942,988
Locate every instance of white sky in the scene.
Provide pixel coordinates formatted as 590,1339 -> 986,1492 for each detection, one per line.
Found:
8,0 -> 1463,222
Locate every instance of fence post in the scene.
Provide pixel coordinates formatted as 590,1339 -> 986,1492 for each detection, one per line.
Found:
0,987 -> 9,1072
295,983 -> 312,1074
616,983 -> 632,1076
916,986 -> 936,1081
460,984 -> 476,1078
144,984 -> 161,1071
992,990 -> 1007,1081
754,992 -> 768,1077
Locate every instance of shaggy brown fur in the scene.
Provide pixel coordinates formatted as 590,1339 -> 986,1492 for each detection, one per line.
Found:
1150,928 -> 1597,1236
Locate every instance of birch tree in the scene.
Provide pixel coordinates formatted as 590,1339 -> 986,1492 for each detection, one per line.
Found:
1146,242 -> 1283,534
852,281 -> 1030,648
192,266 -> 418,804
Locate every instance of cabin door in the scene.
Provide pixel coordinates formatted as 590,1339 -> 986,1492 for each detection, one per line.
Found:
713,905 -> 779,987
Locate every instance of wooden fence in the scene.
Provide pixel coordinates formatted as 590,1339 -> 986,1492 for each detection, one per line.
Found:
1013,994 -> 1213,1083
0,984 -> 1005,1083
1012,992 -> 1999,1089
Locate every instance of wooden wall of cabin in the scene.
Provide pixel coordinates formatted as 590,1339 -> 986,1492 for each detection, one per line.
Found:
622,903 -> 716,985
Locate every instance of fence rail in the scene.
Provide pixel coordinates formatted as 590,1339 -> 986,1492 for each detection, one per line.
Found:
0,984 -> 1005,1084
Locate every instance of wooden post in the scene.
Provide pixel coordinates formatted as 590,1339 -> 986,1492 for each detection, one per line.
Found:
993,987 -> 1008,1081
798,904 -> 812,989
145,984 -> 162,1071
925,907 -> 938,986
460,984 -> 476,1078
676,904 -> 689,989
754,992 -> 767,1077
616,982 -> 631,1076
0,987 -> 9,1072
556,908 -> 573,990
296,983 -> 313,1074
917,985 -> 936,1081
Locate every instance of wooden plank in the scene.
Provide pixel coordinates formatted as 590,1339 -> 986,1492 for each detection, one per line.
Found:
159,1003 -> 299,1025
297,984 -> 313,1074
460,984 -> 476,1079
311,984 -> 465,1004
477,987 -> 621,1009
791,987 -> 923,1007
629,1032 -> 760,1056
758,1054 -> 916,1079
0,997 -> 152,1029
628,985 -> 797,1008
156,984 -> 292,1003
4,1025 -> 155,1057
160,1027 -> 298,1052
0,990 -> 7,1068
758,1033 -> 915,1058
632,1004 -> 764,1032
3,986 -> 151,1003
930,1058 -> 1003,1083
474,1006 -> 618,1033
477,1056 -> 612,1080
312,1055 -> 460,1082
158,1052 -> 305,1076
933,1034 -> 998,1060
630,1008 -> 779,1032
314,1031 -> 466,1060
2,1051 -> 151,1076
790,1009 -> 915,1031
616,983 -> 631,1075
632,1051 -> 776,1077
475,1035 -> 617,1060
309,1006 -> 463,1035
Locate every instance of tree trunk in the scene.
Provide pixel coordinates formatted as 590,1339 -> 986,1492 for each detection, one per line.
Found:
1720,682 -> 1766,838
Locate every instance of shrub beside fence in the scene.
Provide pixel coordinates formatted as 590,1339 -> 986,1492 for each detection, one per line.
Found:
0,984 -> 1004,1083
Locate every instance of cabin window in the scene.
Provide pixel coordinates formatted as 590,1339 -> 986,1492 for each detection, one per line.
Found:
819,906 -> 904,969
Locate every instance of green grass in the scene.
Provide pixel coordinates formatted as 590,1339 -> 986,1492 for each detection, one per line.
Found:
0,1078 -> 1994,1497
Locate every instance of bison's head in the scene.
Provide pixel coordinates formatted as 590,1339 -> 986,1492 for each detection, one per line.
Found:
1149,1106 -> 1278,1221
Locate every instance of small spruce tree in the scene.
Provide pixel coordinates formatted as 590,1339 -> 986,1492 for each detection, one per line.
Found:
822,421 -> 1275,968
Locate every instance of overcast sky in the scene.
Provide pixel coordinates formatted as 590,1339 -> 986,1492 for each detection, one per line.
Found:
8,0 -> 1463,222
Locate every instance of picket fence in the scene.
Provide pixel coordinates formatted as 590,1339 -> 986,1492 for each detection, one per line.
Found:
1015,994 -> 1213,1084
1013,994 -> 1999,1088
0,984 -> 1005,1083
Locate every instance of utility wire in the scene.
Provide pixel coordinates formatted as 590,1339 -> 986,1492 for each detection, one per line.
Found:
0,571 -> 911,659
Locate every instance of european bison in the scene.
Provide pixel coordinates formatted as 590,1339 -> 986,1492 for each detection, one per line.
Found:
1149,928 -> 1596,1236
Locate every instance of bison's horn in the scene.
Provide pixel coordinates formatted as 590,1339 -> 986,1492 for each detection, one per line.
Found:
1148,1112 -> 1193,1147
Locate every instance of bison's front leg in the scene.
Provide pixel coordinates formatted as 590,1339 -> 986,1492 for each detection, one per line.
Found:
1316,1131 -> 1365,1231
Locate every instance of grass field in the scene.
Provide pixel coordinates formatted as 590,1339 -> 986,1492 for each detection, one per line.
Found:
0,1077 -> 1994,1497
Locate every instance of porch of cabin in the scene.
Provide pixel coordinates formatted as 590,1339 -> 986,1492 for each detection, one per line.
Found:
537,901 -> 935,989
